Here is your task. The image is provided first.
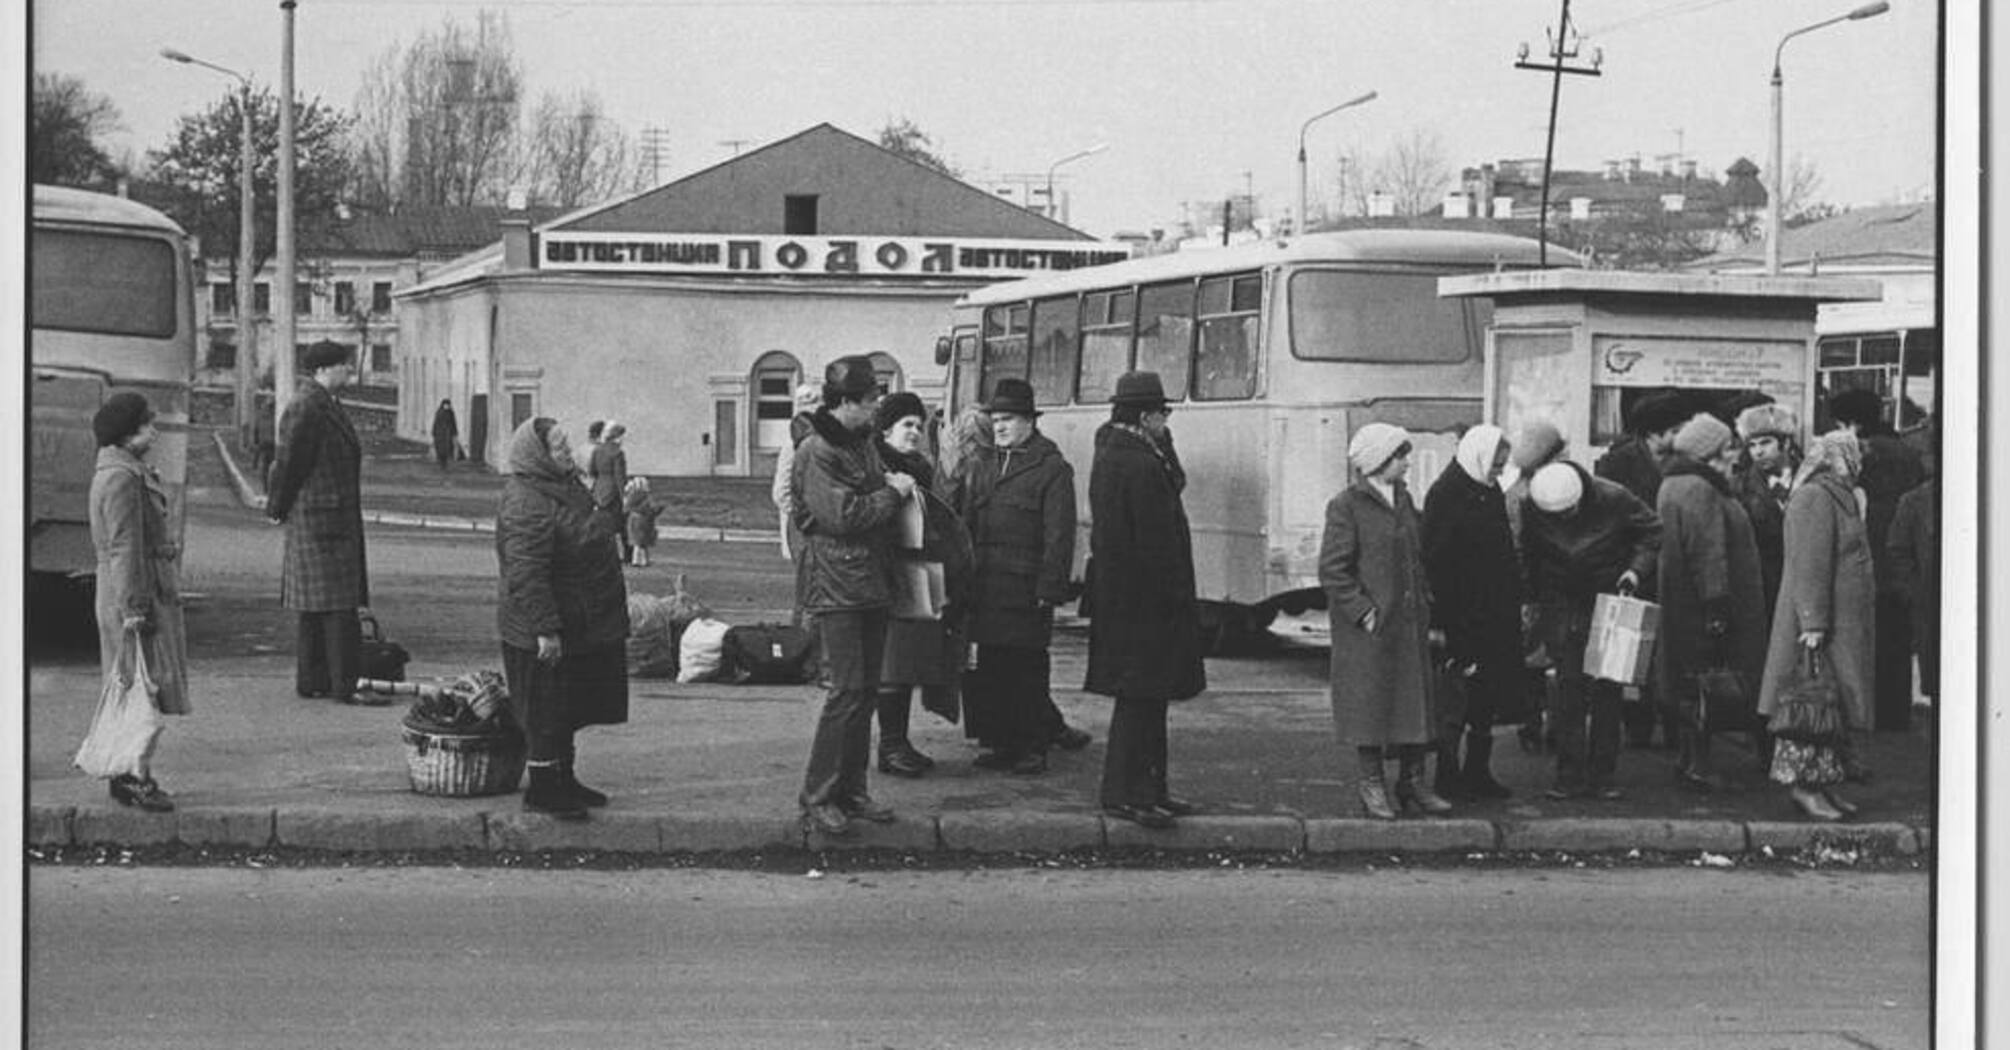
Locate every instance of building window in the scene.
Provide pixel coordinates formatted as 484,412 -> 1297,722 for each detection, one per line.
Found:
784,195 -> 819,235
751,351 -> 803,453
253,282 -> 271,315
371,281 -> 393,314
868,352 -> 902,396
370,343 -> 392,373
293,283 -> 313,316
335,281 -> 356,316
510,392 -> 535,432
211,283 -> 237,317
207,338 -> 237,370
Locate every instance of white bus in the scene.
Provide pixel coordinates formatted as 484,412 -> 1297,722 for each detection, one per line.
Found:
937,229 -> 1574,649
30,185 -> 198,596
1813,298 -> 1936,434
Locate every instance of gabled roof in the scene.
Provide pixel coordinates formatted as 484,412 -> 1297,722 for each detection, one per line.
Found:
307,205 -> 568,257
551,123 -> 1096,241
1688,203 -> 1938,272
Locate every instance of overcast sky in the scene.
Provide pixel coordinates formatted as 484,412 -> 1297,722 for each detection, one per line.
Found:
30,0 -> 1950,237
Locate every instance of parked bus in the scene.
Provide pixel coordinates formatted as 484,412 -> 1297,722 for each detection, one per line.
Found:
1813,298 -> 1937,435
936,229 -> 1575,649
30,185 -> 198,596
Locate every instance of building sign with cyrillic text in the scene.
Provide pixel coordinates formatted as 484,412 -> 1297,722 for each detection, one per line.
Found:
1592,335 -> 1806,394
537,232 -> 1131,279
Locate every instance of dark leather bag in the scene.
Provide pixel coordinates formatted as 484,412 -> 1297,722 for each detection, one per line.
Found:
722,623 -> 817,684
358,610 -> 410,683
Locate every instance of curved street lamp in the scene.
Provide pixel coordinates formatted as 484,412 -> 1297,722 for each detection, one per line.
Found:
1044,143 -> 1108,223
162,47 -> 259,443
1297,91 -> 1377,237
1767,2 -> 1889,274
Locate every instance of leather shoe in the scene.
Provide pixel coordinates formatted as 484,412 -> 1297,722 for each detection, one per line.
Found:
1790,786 -> 1844,822
802,803 -> 855,836
1104,804 -> 1175,830
878,746 -> 931,778
1822,789 -> 1861,817
1009,752 -> 1048,775
341,692 -> 394,707
109,775 -> 175,813
972,750 -> 1018,771
1154,795 -> 1199,817
840,796 -> 896,823
1052,725 -> 1093,752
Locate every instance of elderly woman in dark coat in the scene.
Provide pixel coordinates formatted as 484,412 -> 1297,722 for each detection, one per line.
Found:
430,398 -> 458,471
1759,430 -> 1875,822
1321,423 -> 1448,820
86,393 -> 189,812
1656,414 -> 1768,792
497,418 -> 631,820
1083,372 -> 1207,829
1421,423 -> 1519,800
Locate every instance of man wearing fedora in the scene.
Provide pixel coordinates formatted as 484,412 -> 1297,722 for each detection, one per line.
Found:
267,340 -> 380,706
946,377 -> 1079,775
1083,371 -> 1206,828
789,355 -> 917,836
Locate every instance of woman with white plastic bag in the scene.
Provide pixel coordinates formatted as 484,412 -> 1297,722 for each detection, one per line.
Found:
77,393 -> 189,811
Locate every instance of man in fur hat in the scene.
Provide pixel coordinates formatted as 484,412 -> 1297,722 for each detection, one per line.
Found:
1732,400 -> 1802,621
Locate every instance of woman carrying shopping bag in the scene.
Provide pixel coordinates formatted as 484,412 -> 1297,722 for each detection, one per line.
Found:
81,392 -> 189,811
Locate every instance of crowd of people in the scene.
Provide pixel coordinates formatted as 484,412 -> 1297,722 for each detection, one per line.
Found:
77,338 -> 1935,833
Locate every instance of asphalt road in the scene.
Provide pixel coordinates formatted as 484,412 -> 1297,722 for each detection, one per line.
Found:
27,865 -> 1929,1050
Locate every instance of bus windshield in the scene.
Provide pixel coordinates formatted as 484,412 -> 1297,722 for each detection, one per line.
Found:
1288,269 -> 1481,363
32,228 -> 180,338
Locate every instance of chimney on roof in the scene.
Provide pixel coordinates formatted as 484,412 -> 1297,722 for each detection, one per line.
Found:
1603,159 -> 1621,181
1624,155 -> 1642,181
1681,159 -> 1698,181
502,218 -> 533,271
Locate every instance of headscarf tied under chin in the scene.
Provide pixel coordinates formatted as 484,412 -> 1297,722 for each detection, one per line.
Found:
1455,424 -> 1507,487
1794,428 -> 1863,489
507,417 -> 575,482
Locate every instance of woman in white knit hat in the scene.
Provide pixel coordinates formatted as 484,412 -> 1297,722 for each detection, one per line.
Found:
1318,422 -> 1449,820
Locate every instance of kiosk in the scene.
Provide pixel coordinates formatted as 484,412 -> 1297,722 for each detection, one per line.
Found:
1438,270 -> 1883,461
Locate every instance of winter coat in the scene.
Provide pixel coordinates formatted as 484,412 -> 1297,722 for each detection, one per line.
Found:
1595,435 -> 1665,519
496,423 -> 630,653
1757,472 -> 1875,731
772,412 -> 816,560
1083,423 -> 1206,702
1320,480 -> 1435,747
589,441 -> 628,513
624,487 -> 661,550
1856,430 -> 1926,594
790,408 -> 903,613
268,378 -> 369,612
1654,457 -> 1768,707
430,404 -> 458,461
1887,479 -> 1938,658
1518,463 -> 1662,612
878,441 -> 976,687
1421,460 -> 1522,671
90,445 -> 191,715
1731,459 -> 1795,617
946,430 -> 1076,649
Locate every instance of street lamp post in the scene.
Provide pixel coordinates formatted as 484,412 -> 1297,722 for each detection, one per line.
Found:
161,47 -> 258,445
1296,90 -> 1377,237
1767,1 -> 1889,275
275,0 -> 298,425
1044,144 -> 1107,223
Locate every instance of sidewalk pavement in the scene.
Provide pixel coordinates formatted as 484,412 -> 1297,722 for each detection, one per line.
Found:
24,436 -> 1931,863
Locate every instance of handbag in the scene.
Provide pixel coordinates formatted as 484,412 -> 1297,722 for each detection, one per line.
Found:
359,610 -> 411,683
1694,636 -> 1754,735
74,630 -> 166,779
1768,649 -> 1845,744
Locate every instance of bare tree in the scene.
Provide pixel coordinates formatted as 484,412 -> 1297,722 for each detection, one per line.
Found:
32,72 -> 124,187
1374,128 -> 1454,217
351,11 -> 523,207
516,90 -> 640,208
877,117 -> 958,176
1781,154 -> 1840,227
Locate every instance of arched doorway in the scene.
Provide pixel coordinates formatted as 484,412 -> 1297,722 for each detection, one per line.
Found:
868,352 -> 904,394
750,350 -> 803,478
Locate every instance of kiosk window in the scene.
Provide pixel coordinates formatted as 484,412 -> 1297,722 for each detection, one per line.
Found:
1194,273 -> 1261,401
1135,280 -> 1194,400
1028,295 -> 1079,405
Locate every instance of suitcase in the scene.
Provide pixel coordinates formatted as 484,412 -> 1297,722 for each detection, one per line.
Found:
359,610 -> 411,683
721,622 -> 816,684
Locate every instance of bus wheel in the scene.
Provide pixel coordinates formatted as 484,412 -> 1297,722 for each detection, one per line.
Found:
1197,602 -> 1278,657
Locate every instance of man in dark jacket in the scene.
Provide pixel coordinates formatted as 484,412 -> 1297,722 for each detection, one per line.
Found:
790,356 -> 917,837
1732,402 -> 1801,621
267,341 -> 379,705
1830,389 -> 1928,731
1083,371 -> 1206,829
1595,389 -> 1689,749
1519,461 -> 1661,800
946,377 -> 1078,776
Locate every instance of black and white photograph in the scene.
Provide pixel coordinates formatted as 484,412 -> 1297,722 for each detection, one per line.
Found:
18,0 -> 1988,1046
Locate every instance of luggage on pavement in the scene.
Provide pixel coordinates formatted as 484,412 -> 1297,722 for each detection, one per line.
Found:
721,622 -> 817,684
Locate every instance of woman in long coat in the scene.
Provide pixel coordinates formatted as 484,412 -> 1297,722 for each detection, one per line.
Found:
1757,430 -> 1875,821
1320,422 -> 1447,820
1420,423 -> 1519,800
1084,372 -> 1207,829
87,393 -> 189,811
873,392 -> 975,778
430,398 -> 458,471
497,418 -> 631,820
588,421 -> 630,560
1655,414 -> 1768,791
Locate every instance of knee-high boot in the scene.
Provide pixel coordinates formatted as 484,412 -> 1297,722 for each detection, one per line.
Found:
1356,747 -> 1395,820
561,738 -> 608,807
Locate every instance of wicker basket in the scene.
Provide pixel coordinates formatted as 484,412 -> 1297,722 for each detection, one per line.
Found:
400,720 -> 527,797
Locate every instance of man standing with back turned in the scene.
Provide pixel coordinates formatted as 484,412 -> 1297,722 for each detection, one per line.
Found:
267,341 -> 381,706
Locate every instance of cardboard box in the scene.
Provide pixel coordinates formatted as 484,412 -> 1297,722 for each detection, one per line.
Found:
1583,593 -> 1660,686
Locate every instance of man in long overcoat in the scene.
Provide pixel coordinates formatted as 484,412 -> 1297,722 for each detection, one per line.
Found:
267,341 -> 375,705
1655,414 -> 1768,791
1595,389 -> 1690,750
1083,372 -> 1205,829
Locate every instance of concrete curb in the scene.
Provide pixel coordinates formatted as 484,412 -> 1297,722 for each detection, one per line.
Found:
210,431 -> 782,544
26,803 -> 1933,861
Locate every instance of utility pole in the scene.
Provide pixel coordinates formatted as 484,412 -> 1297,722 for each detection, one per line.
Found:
1514,0 -> 1602,265
641,126 -> 671,184
275,0 -> 297,423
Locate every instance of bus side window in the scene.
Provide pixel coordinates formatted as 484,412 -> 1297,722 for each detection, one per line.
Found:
1076,288 -> 1135,404
1028,294 -> 1079,406
980,302 -> 1030,405
1194,273 -> 1260,401
1135,280 -> 1194,400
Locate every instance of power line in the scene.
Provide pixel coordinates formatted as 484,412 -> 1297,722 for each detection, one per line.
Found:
1578,0 -> 1745,38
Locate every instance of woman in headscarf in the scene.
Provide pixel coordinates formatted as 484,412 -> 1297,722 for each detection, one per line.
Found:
1421,423 -> 1520,800
496,418 -> 631,820
86,392 -> 190,811
1320,422 -> 1448,819
1757,430 -> 1875,821
430,398 -> 458,471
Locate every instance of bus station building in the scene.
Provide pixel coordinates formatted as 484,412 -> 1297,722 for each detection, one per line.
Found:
393,123 -> 1126,477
